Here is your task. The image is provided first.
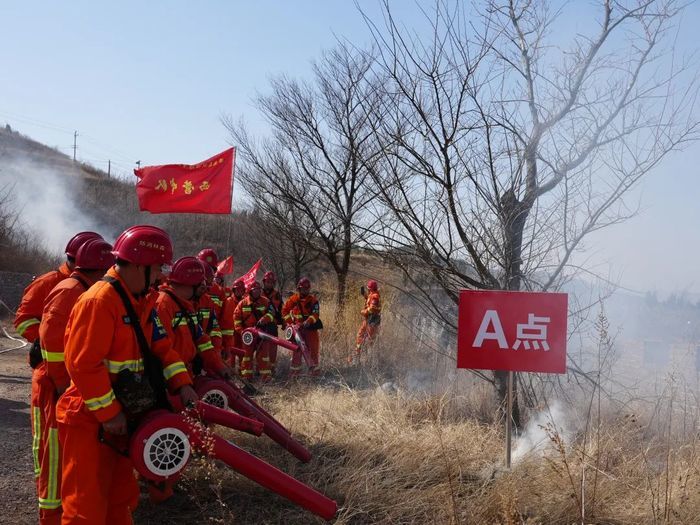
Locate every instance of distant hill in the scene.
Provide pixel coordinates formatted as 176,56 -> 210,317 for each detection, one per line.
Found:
0,125 -> 269,277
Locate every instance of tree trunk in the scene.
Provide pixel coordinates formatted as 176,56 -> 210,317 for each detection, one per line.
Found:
495,189 -> 532,431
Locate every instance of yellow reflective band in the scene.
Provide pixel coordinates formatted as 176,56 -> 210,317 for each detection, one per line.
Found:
199,311 -> 211,319
47,427 -> 59,508
211,297 -> 222,306
105,359 -> 144,374
259,370 -> 271,375
242,307 -> 252,312
210,330 -> 222,338
39,498 -> 62,510
84,390 -> 116,411
41,349 -> 64,363
290,365 -> 302,371
163,361 -> 188,380
32,407 -> 41,477
221,329 -> 234,336
241,370 -> 254,377
197,341 -> 214,353
307,316 -> 317,323
241,357 -> 251,363
17,318 -> 40,337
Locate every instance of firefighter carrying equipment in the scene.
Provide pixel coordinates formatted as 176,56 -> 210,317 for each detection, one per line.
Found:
282,292 -> 323,330
56,266 -> 191,524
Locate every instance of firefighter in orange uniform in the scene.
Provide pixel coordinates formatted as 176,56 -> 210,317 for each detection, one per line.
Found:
220,279 -> 246,368
156,256 -> 231,380
353,279 -> 382,363
32,239 -> 114,525
151,256 -> 231,503
56,225 -> 197,525
196,248 -> 225,320
192,261 -> 223,356
15,231 -> 102,367
261,271 -> 283,375
234,281 -> 275,382
282,277 -> 322,377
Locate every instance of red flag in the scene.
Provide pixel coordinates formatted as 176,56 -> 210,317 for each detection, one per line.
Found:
135,148 -> 235,214
217,256 -> 234,275
238,259 -> 262,288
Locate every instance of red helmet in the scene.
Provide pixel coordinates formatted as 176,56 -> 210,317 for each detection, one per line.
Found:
169,256 -> 205,286
75,239 -> 114,271
262,271 -> 276,284
112,225 -> 173,266
232,279 -> 246,292
247,281 -> 261,293
197,248 -> 218,268
65,231 -> 103,258
297,277 -> 311,290
367,279 -> 378,291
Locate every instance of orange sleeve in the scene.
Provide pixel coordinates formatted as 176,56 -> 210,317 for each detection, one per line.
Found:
220,297 -> 235,347
14,276 -> 55,341
63,297 -> 122,423
232,301 -> 245,333
39,286 -> 80,392
281,296 -> 296,325
152,300 -> 192,392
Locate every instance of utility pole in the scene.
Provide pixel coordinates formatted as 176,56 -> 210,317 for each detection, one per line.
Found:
108,160 -> 111,177
72,131 -> 78,161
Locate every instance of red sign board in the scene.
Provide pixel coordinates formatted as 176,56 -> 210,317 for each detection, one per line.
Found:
457,290 -> 567,374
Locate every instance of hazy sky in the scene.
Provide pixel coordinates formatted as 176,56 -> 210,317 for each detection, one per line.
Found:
0,1 -> 698,295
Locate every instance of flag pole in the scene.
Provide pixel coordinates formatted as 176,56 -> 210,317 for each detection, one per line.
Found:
506,371 -> 513,469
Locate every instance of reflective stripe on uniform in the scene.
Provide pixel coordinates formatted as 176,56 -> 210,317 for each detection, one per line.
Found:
42,427 -> 60,510
41,349 -> 64,363
84,390 -> 116,411
32,407 -> 41,477
104,359 -> 144,374
17,318 -> 40,337
197,340 -> 214,353
211,297 -> 222,306
221,329 -> 234,336
163,361 -> 188,380
38,497 -> 61,510
210,329 -> 222,338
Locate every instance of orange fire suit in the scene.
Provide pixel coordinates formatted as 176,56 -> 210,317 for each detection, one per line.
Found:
220,294 -> 244,368
15,263 -> 71,367
262,288 -> 283,371
355,290 -> 382,354
234,296 -> 275,379
282,293 -> 321,375
30,272 -> 92,524
56,268 -> 191,525
193,293 -> 222,354
156,287 -> 226,379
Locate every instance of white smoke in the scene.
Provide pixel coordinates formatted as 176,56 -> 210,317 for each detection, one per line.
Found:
512,401 -> 571,463
0,153 -> 110,253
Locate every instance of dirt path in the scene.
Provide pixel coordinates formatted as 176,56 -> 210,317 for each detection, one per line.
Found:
0,332 -> 37,524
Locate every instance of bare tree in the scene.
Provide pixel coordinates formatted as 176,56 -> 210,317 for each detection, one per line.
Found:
223,43 -> 384,308
359,0 -> 699,422
246,205 -> 319,291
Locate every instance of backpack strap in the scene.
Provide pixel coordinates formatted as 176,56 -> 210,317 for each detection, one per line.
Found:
102,276 -> 169,409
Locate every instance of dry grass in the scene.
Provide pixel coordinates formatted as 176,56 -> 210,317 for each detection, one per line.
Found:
134,367 -> 700,524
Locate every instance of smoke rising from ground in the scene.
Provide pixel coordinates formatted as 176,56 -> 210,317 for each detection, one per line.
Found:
0,152 -> 110,254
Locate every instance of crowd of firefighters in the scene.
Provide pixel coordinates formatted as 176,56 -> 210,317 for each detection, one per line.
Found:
11,225 -> 382,524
